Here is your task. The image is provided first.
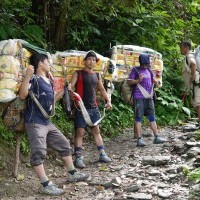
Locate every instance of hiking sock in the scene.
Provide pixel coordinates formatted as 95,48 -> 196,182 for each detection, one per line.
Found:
67,164 -> 75,172
40,176 -> 49,187
68,168 -> 77,175
74,147 -> 83,158
97,145 -> 105,155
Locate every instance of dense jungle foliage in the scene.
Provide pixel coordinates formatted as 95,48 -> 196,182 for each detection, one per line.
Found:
0,0 -> 200,151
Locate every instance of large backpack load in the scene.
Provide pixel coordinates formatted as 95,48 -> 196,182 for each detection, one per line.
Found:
0,39 -> 23,103
111,45 -> 163,85
183,46 -> 200,89
0,39 -> 50,102
51,50 -> 117,116
0,39 -> 50,131
194,45 -> 200,72
111,45 -> 163,105
51,50 -> 115,93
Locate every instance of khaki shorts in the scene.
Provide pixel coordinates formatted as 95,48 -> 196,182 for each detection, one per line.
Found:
25,123 -> 73,166
191,86 -> 200,107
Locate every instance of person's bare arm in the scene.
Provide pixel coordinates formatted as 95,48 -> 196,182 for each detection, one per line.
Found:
128,79 -> 140,85
55,89 -> 64,102
19,65 -> 34,99
98,75 -> 112,110
68,71 -> 78,91
128,74 -> 144,85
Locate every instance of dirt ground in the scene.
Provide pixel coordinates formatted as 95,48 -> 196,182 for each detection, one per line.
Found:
0,126 -> 194,200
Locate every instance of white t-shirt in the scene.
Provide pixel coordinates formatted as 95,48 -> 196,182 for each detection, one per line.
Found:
182,51 -> 197,89
183,51 -> 196,73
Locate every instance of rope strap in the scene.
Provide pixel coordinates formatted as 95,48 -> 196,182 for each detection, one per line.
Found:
29,91 -> 55,119
72,92 -> 106,126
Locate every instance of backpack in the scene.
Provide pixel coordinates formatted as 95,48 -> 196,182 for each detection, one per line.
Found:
185,50 -> 200,87
0,39 -> 52,131
120,67 -> 154,106
2,97 -> 26,132
186,47 -> 200,72
120,79 -> 134,106
2,77 -> 55,132
194,46 -> 200,72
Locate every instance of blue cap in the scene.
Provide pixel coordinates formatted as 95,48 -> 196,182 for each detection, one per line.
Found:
139,54 -> 150,65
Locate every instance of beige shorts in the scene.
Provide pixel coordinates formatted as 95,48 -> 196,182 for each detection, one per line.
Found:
25,123 -> 73,166
191,86 -> 200,107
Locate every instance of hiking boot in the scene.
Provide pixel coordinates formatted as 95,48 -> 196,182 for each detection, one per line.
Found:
99,153 -> 112,163
67,171 -> 90,182
39,182 -> 65,196
137,138 -> 146,147
74,156 -> 86,168
153,136 -> 166,144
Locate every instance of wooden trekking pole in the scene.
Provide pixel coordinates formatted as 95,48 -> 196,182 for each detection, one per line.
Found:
13,132 -> 23,177
13,43 -> 24,178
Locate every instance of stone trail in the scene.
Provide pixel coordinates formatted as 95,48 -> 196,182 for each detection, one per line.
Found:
1,126 -> 200,200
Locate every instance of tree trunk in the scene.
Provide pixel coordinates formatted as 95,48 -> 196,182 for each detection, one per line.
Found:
54,0 -> 71,50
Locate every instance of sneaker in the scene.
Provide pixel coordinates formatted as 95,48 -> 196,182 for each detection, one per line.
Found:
182,124 -> 198,132
137,138 -> 146,147
39,182 -> 65,196
99,153 -> 112,163
74,156 -> 86,168
196,123 -> 200,129
153,136 -> 166,144
67,171 -> 90,182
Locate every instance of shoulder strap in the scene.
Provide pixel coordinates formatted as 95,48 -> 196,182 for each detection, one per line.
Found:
76,70 -> 83,98
29,76 -> 55,119
135,67 -> 154,98
96,72 -> 100,80
148,68 -> 154,83
134,66 -> 140,74
186,52 -> 195,66
186,56 -> 189,65
137,83 -> 154,98
29,90 -> 55,119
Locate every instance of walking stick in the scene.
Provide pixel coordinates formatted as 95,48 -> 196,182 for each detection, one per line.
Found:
13,132 -> 22,177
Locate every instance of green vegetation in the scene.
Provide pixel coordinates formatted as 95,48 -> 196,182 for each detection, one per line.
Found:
100,90 -> 134,138
195,130 -> 200,141
188,167 -> 200,182
0,1 -> 200,152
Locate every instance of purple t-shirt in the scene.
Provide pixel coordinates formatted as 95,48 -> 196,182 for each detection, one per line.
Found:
128,67 -> 153,99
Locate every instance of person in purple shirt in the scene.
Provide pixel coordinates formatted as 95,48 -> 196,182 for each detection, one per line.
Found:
128,54 -> 166,147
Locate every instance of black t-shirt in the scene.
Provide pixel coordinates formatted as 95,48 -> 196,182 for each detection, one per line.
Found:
75,70 -> 99,109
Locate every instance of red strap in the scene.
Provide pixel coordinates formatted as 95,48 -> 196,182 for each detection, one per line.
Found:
76,70 -> 83,98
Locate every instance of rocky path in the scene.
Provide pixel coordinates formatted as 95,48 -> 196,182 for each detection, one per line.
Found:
0,126 -> 200,200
